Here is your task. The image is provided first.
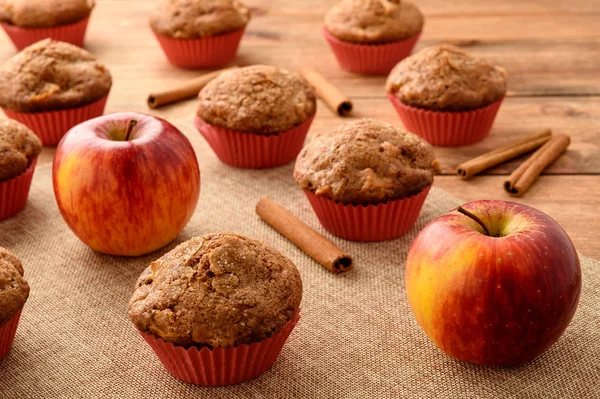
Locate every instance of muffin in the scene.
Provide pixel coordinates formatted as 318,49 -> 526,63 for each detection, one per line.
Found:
294,119 -> 440,241
323,0 -> 424,75
0,118 -> 41,221
195,65 -> 317,168
0,247 -> 30,361
129,233 -> 302,386
150,0 -> 250,69
0,0 -> 95,50
0,39 -> 112,145
386,44 -> 507,146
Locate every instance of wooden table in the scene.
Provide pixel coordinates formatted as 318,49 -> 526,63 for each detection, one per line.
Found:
3,0 -> 598,259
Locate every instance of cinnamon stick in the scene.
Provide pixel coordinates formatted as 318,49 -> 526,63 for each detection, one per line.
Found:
457,129 -> 552,179
147,66 -> 238,109
300,68 -> 353,116
256,197 -> 353,273
504,134 -> 571,197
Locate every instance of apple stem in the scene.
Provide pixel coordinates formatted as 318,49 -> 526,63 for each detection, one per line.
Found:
456,206 -> 491,237
124,120 -> 137,141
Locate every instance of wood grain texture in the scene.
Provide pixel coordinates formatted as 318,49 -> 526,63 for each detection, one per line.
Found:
1,0 -> 599,258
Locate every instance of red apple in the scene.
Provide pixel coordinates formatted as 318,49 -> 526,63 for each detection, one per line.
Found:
405,200 -> 581,366
53,112 -> 200,256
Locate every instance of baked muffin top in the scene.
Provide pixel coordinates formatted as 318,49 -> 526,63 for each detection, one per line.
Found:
386,44 -> 507,111
325,0 -> 423,44
198,65 -> 317,134
0,39 -> 112,113
150,0 -> 250,39
128,233 -> 303,348
294,119 -> 441,204
0,0 -> 94,28
0,248 -> 30,326
0,118 -> 42,181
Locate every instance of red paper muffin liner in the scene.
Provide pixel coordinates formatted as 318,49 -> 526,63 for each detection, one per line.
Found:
153,28 -> 245,69
323,27 -> 420,75
0,309 -> 23,361
387,94 -> 504,147
2,95 -> 108,146
1,16 -> 90,51
0,158 -> 37,222
139,310 -> 300,386
304,185 -> 431,242
194,116 -> 314,169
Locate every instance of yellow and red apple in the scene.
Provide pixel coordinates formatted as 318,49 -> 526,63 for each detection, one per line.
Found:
405,200 -> 581,366
53,112 -> 200,256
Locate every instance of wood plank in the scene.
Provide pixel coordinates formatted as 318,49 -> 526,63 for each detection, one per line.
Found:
435,175 -> 600,260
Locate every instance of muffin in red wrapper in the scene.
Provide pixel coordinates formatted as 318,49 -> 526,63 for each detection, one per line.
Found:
0,118 -> 41,221
139,310 -> 300,386
150,0 -> 250,69
387,95 -> 504,147
0,248 -> 30,361
194,115 -> 314,169
305,185 -> 431,242
196,65 -> 317,168
0,0 -> 94,50
324,0 -> 423,75
0,39 -> 112,146
294,119 -> 440,242
129,233 -> 303,386
386,44 -> 507,146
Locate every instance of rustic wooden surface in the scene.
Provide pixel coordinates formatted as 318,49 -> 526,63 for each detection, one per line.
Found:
2,0 -> 598,258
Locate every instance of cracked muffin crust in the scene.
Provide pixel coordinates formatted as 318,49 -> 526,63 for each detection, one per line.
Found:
197,65 -> 317,134
0,39 -> 112,113
0,0 -> 94,28
150,0 -> 250,39
0,118 -> 41,181
294,119 -> 441,204
0,247 -> 29,326
325,0 -> 423,44
128,233 -> 303,348
386,44 -> 507,112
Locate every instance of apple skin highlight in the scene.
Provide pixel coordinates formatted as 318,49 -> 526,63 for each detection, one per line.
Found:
405,200 -> 581,366
52,112 -> 201,257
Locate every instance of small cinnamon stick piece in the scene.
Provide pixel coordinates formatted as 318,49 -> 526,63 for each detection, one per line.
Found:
504,134 -> 571,197
457,129 -> 552,179
256,197 -> 353,273
147,66 -> 238,109
300,68 -> 353,116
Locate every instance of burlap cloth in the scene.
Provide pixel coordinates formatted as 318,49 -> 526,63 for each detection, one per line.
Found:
0,137 -> 599,398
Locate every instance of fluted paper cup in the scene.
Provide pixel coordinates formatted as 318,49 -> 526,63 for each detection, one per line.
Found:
153,28 -> 245,69
0,309 -> 23,361
2,95 -> 108,146
194,116 -> 314,169
139,310 -> 300,386
387,94 -> 504,147
323,27 -> 420,75
0,158 -> 37,221
304,185 -> 431,241
1,16 -> 90,51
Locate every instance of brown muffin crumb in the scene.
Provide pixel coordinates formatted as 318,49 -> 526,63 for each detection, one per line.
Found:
197,65 -> 317,134
0,248 -> 29,326
0,0 -> 94,28
128,233 -> 303,348
325,0 -> 423,44
294,119 -> 441,204
0,39 -> 112,113
150,0 -> 250,39
386,44 -> 507,111
0,118 -> 41,181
